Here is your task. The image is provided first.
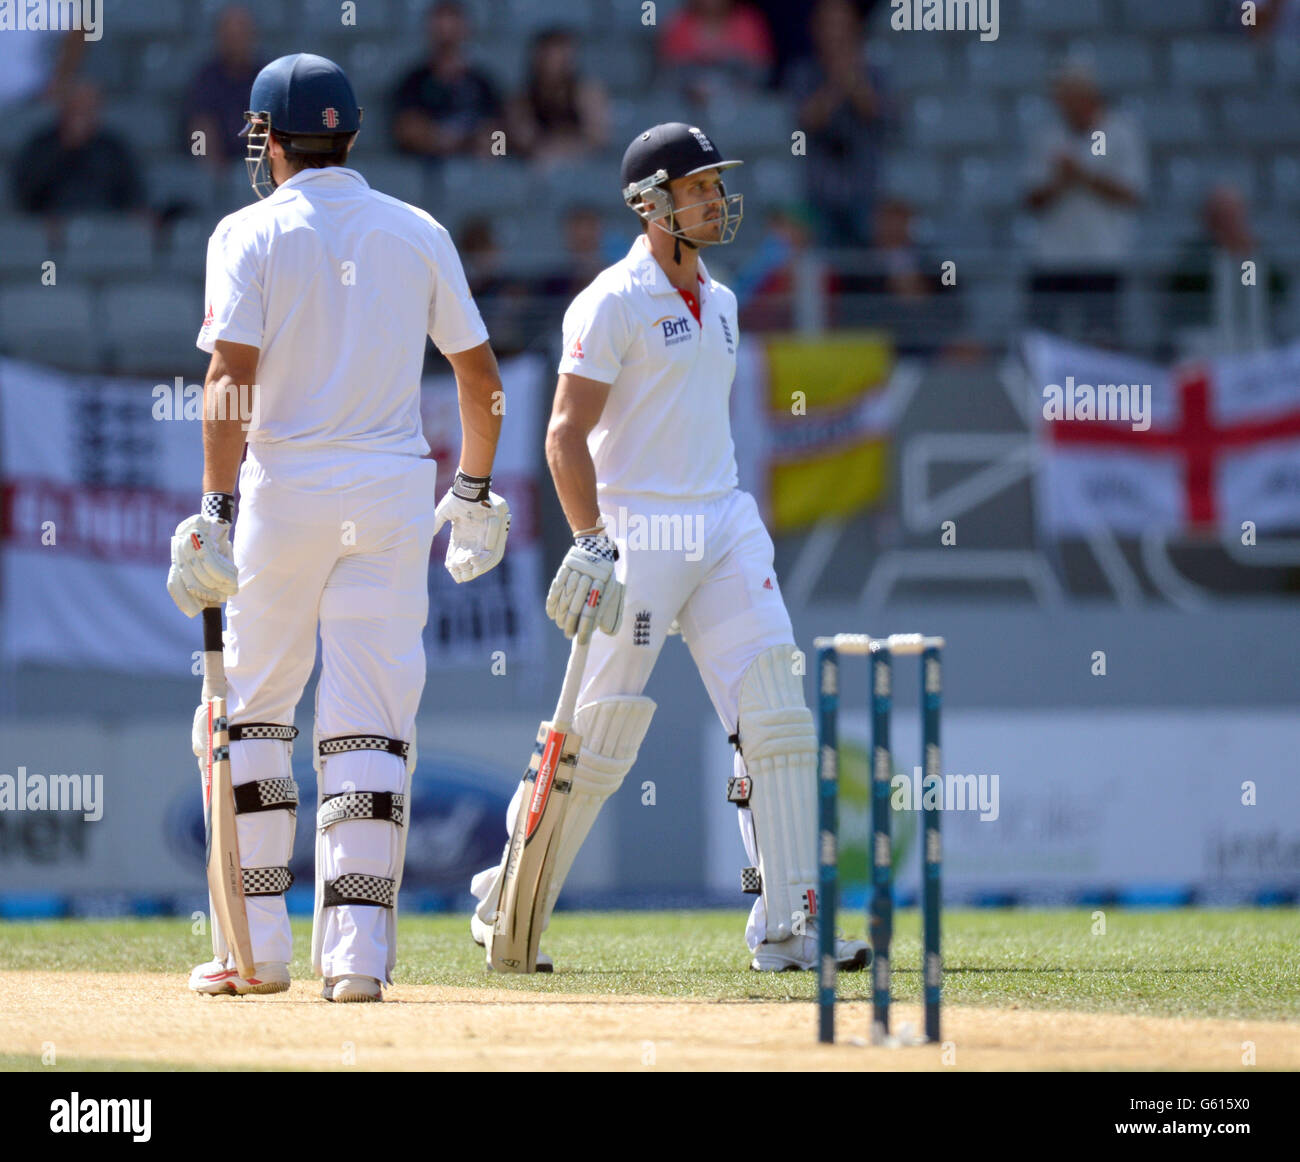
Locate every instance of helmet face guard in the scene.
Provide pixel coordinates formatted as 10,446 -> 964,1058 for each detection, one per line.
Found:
244,110 -> 274,199
623,165 -> 744,247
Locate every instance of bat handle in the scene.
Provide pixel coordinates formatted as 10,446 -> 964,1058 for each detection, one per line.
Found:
201,606 -> 225,700
552,630 -> 592,729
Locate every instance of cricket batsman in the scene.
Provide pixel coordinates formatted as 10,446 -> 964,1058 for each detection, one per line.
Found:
470,122 -> 869,973
166,53 -> 509,1001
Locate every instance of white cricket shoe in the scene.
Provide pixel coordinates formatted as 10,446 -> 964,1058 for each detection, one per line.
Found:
750,931 -> 871,973
470,910 -> 554,972
322,975 -> 383,1002
189,958 -> 291,995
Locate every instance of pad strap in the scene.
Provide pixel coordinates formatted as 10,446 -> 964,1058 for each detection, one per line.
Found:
243,866 -> 293,896
741,866 -> 762,894
318,790 -> 406,830
228,722 -> 299,742
233,777 -> 299,814
318,734 -> 409,760
726,774 -> 752,806
323,873 -> 395,909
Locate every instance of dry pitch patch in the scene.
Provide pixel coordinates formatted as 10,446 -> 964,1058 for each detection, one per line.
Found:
2,971 -> 1296,1072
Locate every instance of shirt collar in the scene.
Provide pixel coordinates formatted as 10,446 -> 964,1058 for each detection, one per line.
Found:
627,234 -> 713,296
276,166 -> 370,193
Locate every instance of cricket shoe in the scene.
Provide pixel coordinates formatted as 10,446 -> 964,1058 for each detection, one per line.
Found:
322,975 -> 383,1003
750,932 -> 871,973
189,958 -> 291,996
470,910 -> 553,972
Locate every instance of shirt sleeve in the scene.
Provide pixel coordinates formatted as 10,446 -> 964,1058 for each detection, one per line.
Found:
427,223 -> 489,355
557,287 -> 629,384
197,218 -> 265,353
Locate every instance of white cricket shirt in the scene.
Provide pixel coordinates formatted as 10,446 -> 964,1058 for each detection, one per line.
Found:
198,166 -> 487,456
558,234 -> 740,500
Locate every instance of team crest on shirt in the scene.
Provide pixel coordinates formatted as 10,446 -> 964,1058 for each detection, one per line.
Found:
652,315 -> 693,347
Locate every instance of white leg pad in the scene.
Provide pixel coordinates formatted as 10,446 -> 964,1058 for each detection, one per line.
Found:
736,644 -> 817,944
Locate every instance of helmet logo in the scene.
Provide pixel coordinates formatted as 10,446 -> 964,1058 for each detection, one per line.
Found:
322,107 -> 339,128
687,126 -> 713,151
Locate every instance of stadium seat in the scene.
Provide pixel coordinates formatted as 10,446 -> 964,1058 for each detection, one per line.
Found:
102,280 -> 207,377
871,38 -> 957,93
1011,93 -> 1056,140
1118,0 -> 1216,31
1271,157 -> 1300,207
1019,0 -> 1105,33
0,284 -> 101,371
1169,39 -> 1259,90
0,218 -> 54,277
199,0 -> 296,33
1081,39 -> 1156,92
880,154 -> 947,212
542,159 -> 622,212
135,40 -> 207,100
1164,156 -> 1257,206
440,158 -> 532,219
1124,95 -> 1210,149
162,217 -> 214,278
102,0 -> 186,35
581,36 -> 655,95
102,97 -> 182,157
299,0 -> 396,34
0,102 -> 54,161
339,39 -> 413,104
60,217 -> 155,279
746,158 -> 803,211
967,39 -> 1048,91
708,97 -> 790,156
363,158 -> 429,209
149,159 -> 222,220
911,95 -> 1002,150
1222,96 -> 1300,146
505,0 -> 597,33
958,157 -> 1023,212
1271,37 -> 1300,88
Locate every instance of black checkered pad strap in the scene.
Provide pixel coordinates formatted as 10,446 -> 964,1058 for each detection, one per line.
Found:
318,734 -> 409,760
318,791 -> 405,830
228,722 -> 299,742
233,777 -> 299,815
741,866 -> 762,894
323,873 -> 395,909
242,866 -> 293,897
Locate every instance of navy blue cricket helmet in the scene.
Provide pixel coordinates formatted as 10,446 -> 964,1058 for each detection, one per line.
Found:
242,53 -> 363,199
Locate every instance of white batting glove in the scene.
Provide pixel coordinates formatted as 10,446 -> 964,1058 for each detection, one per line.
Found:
433,470 -> 511,583
546,531 -> 624,640
167,496 -> 238,618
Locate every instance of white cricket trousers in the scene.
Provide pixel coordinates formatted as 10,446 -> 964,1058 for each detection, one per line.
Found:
224,443 -> 437,981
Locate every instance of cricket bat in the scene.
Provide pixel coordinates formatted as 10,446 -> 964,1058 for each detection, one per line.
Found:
491,620 -> 594,972
201,605 -> 255,980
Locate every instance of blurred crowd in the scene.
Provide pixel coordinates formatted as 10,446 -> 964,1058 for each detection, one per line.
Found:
0,0 -> 1293,363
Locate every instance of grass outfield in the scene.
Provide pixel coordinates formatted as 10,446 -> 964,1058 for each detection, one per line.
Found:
1,908 -> 1296,1022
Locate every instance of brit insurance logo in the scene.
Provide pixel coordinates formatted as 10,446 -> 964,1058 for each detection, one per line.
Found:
653,314 -> 693,347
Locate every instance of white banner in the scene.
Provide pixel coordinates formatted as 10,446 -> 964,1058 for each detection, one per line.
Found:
0,356 -> 547,672
706,709 -> 1300,903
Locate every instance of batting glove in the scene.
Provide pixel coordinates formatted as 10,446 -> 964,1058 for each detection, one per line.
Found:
167,496 -> 238,618
546,531 -> 625,639
433,470 -> 511,583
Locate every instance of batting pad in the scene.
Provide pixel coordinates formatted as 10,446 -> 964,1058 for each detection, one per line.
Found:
737,644 -> 818,944
542,695 -> 656,923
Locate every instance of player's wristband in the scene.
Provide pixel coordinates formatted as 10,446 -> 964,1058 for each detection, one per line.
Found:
575,532 -> 618,562
202,492 -> 234,523
451,470 -> 491,502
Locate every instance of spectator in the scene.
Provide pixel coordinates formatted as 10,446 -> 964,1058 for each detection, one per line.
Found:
391,0 -> 501,160
538,205 -> 615,301
12,80 -> 144,216
732,203 -> 828,331
861,197 -> 936,300
456,216 -> 533,357
787,0 -> 888,248
0,29 -> 83,109
1022,59 -> 1148,347
506,28 -> 608,165
182,4 -> 260,166
660,0 -> 774,109
1166,185 -> 1289,354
